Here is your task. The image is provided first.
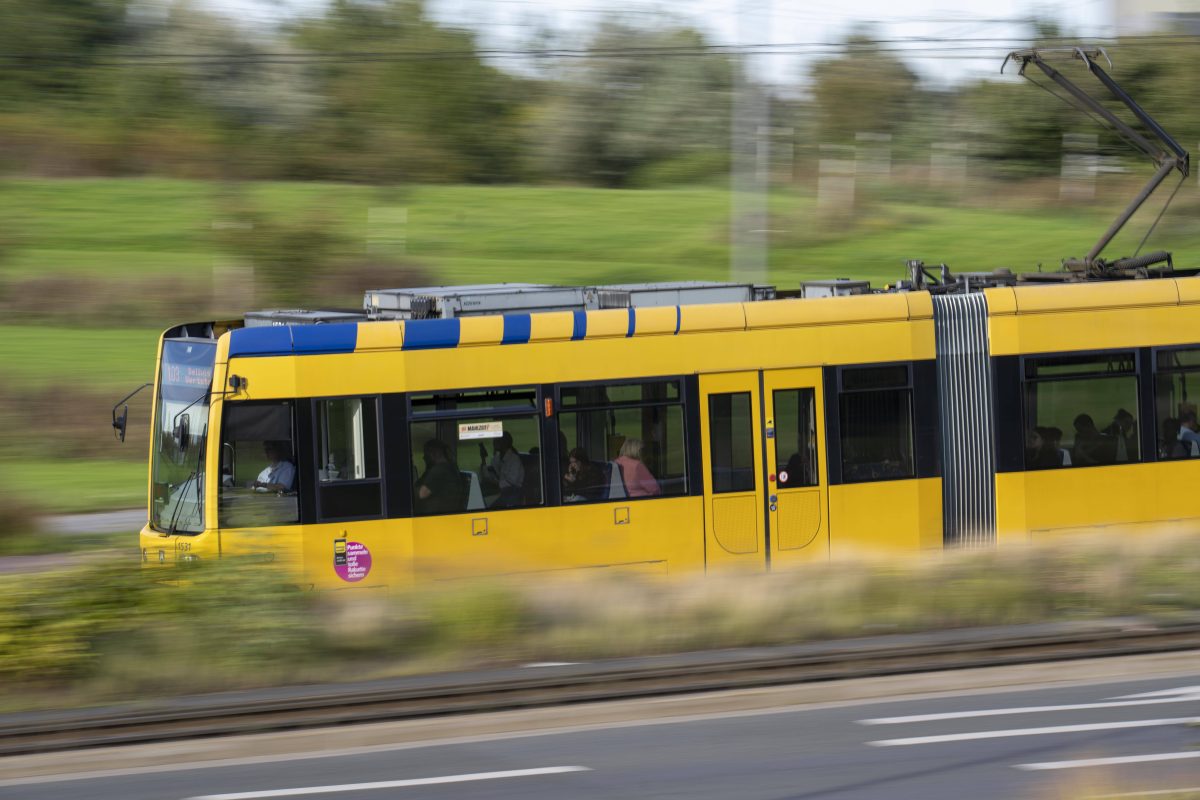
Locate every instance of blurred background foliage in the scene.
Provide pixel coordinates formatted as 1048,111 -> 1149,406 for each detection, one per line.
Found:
4,0 -> 1200,516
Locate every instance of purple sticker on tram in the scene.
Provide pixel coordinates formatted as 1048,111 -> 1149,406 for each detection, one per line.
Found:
334,541 -> 372,583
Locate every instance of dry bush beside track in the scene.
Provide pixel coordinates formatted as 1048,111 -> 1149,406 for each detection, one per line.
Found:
1,530 -> 1198,712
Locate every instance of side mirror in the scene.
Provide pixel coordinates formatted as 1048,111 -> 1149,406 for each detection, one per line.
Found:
113,405 -> 129,443
111,382 -> 152,445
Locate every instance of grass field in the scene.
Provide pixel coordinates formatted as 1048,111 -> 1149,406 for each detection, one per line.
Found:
0,325 -> 158,389
4,176 -> 1200,514
2,460 -> 146,514
5,177 -> 1198,290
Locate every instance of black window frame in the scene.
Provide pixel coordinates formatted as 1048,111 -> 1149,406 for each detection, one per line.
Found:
834,361 -> 918,484
554,375 -> 691,505
1151,344 -> 1200,462
218,398 -> 303,528
1019,348 -> 1143,471
311,394 -> 385,523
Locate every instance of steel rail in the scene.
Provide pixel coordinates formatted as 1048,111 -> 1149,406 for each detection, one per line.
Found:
2,617 -> 1198,757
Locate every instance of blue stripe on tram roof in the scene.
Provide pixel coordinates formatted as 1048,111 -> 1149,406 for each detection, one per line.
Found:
292,323 -> 358,355
571,310 -> 587,341
228,325 -> 293,357
626,307 -> 636,337
403,318 -> 461,350
501,314 -> 532,345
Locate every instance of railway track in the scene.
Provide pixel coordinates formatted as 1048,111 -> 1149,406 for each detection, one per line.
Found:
2,617 -> 1198,757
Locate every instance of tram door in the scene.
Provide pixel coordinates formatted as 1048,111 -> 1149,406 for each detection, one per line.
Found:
700,372 -> 766,570
763,369 -> 829,567
700,369 -> 829,571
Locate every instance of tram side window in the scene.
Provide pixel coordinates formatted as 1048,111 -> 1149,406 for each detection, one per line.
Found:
1155,348 -> 1200,459
219,401 -> 299,528
774,388 -> 818,487
709,392 -> 755,493
838,365 -> 914,483
409,388 -> 543,516
1023,352 -> 1139,470
559,379 -> 688,502
316,397 -> 382,520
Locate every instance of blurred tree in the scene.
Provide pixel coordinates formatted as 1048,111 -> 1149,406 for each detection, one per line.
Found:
534,20 -> 734,187
0,0 -> 131,106
289,0 -> 527,183
95,2 -> 321,178
809,30 -> 917,145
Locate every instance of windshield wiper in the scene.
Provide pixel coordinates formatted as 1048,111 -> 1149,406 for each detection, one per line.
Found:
168,424 -> 207,535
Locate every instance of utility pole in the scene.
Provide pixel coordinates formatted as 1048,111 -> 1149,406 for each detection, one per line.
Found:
730,0 -> 770,285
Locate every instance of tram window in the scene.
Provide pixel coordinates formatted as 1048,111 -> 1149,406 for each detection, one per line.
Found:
219,401 -> 299,528
1155,348 -> 1200,460
774,388 -> 818,487
558,388 -> 688,502
1023,352 -> 1139,469
839,366 -> 914,483
316,397 -> 381,520
318,398 -> 380,482
709,392 -> 755,493
410,413 -> 542,516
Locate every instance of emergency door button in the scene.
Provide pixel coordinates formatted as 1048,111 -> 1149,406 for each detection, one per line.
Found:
614,507 -> 630,525
472,517 -> 488,536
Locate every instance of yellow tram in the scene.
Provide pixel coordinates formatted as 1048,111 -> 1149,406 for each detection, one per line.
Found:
126,275 -> 1200,589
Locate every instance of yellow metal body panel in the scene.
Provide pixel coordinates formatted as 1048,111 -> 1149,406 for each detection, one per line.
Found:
827,478 -> 943,557
995,461 -> 1200,542
987,277 -> 1200,356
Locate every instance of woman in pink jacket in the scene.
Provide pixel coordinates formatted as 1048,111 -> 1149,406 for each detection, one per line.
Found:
615,438 -> 661,497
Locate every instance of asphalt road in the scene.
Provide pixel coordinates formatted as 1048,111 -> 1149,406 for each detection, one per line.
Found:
43,508 -> 144,535
4,665 -> 1198,800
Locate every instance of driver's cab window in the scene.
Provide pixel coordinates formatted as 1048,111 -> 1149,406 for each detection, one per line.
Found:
220,400 -> 299,528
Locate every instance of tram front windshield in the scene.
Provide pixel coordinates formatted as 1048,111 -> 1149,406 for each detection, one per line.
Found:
151,339 -> 216,534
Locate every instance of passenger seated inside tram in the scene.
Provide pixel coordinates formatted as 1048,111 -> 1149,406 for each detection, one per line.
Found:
253,441 -> 296,492
1028,426 -> 1070,468
479,431 -> 525,508
615,438 -> 661,497
1175,411 -> 1200,458
563,447 -> 606,502
1102,408 -> 1137,463
415,438 -> 466,515
1071,414 -> 1105,466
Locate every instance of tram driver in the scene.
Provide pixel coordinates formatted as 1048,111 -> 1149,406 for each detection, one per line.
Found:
253,441 -> 296,493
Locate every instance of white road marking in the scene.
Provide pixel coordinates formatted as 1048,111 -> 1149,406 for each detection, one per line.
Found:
1110,685 -> 1200,700
869,716 -> 1200,746
184,766 -> 591,799
1017,751 -> 1200,771
1093,785 -> 1200,797
521,662 -> 580,668
860,693 -> 1200,725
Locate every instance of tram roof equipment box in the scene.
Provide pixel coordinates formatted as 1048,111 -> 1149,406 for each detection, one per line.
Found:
364,284 -> 588,320
365,281 -> 777,320
245,309 -> 369,327
585,281 -> 775,309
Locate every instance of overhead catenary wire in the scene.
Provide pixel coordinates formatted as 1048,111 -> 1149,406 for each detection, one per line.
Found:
2,32 -> 1200,67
